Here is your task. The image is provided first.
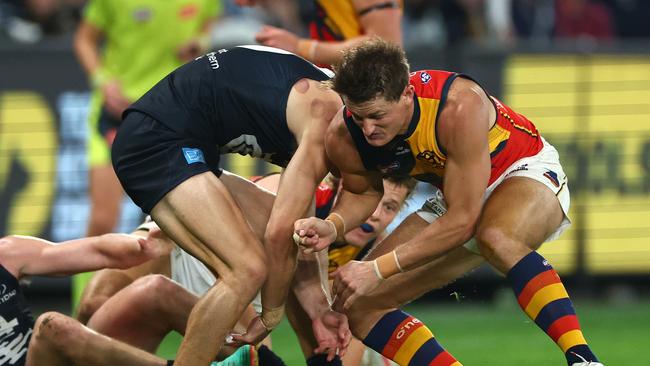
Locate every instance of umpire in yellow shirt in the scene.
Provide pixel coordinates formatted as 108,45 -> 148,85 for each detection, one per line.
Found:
74,0 -> 220,238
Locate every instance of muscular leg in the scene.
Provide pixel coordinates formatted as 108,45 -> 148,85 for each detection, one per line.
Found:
86,165 -> 123,236
475,177 -> 599,365
76,250 -> 171,324
27,312 -> 167,366
151,172 -> 267,365
219,170 -> 275,241
334,215 -> 482,366
87,274 -> 197,352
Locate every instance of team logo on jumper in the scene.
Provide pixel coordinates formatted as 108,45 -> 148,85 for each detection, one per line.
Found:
182,148 -> 206,164
416,150 -> 444,168
420,72 -> 431,84
543,170 -> 560,187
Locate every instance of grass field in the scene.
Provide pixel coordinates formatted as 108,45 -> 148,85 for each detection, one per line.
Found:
157,298 -> 650,365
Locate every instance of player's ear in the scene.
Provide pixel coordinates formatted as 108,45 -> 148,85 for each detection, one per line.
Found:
402,85 -> 414,100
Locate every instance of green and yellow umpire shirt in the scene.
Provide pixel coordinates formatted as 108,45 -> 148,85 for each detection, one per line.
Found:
84,0 -> 221,100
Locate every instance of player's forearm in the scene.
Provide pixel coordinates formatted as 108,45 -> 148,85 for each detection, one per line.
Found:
73,27 -> 102,77
292,251 -> 331,319
260,240 -> 297,329
90,234 -> 144,269
373,211 -> 475,279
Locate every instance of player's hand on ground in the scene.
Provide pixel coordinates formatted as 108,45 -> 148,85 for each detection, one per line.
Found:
255,25 -> 298,53
332,260 -> 382,311
227,316 -> 270,348
312,310 -> 351,361
101,80 -> 131,119
293,217 -> 337,253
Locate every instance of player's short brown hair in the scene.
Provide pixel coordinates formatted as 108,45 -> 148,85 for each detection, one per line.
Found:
331,38 -> 410,105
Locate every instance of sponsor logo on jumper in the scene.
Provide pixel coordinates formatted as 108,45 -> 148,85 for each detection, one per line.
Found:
0,285 -> 16,305
396,318 -> 421,339
182,147 -> 206,164
207,52 -> 219,69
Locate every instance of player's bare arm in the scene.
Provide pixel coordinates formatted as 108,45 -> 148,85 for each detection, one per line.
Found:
331,78 -> 493,309
0,232 -> 165,280
244,80 -> 341,341
294,109 -> 384,251
394,78 -> 493,271
253,0 -> 401,66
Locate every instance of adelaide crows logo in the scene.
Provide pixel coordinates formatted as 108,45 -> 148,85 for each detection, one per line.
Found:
416,150 -> 444,168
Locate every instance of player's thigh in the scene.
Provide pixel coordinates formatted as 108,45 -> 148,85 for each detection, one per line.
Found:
88,274 -> 197,352
151,172 -> 266,278
476,177 -> 564,269
30,312 -> 166,366
219,170 -> 276,241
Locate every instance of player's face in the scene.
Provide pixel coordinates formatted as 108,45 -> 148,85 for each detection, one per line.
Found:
345,86 -> 414,147
344,180 -> 409,247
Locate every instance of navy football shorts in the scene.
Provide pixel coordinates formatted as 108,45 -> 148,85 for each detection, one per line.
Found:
111,111 -> 222,214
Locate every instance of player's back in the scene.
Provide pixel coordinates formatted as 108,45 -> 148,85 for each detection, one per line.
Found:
127,46 -> 332,166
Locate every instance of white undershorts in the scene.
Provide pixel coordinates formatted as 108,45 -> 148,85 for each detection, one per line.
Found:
136,217 -> 263,312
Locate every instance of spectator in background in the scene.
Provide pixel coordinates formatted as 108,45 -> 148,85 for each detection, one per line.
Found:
0,0 -> 83,42
239,0 -> 402,66
511,0 -> 556,42
74,0 -> 220,238
554,0 -> 614,40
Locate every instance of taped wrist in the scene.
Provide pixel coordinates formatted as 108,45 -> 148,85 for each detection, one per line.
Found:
373,250 -> 404,280
297,39 -> 318,60
325,212 -> 346,242
261,305 -> 285,331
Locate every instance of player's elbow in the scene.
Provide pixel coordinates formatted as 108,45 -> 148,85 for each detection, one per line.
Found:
264,226 -> 297,261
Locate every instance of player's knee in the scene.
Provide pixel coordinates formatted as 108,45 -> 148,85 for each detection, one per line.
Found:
475,226 -> 517,261
134,274 -> 178,300
239,256 -> 268,289
77,295 -> 109,323
34,312 -> 85,352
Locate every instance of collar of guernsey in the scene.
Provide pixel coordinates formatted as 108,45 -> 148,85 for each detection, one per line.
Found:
342,70 -> 456,183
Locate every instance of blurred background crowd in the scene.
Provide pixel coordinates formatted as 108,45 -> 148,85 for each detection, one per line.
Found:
1,1 -> 649,363
2,0 -> 650,45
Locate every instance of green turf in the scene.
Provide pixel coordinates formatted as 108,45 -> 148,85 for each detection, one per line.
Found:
157,299 -> 650,365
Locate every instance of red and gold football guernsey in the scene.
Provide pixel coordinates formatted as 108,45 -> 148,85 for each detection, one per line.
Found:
343,70 -> 544,189
310,0 -> 361,41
